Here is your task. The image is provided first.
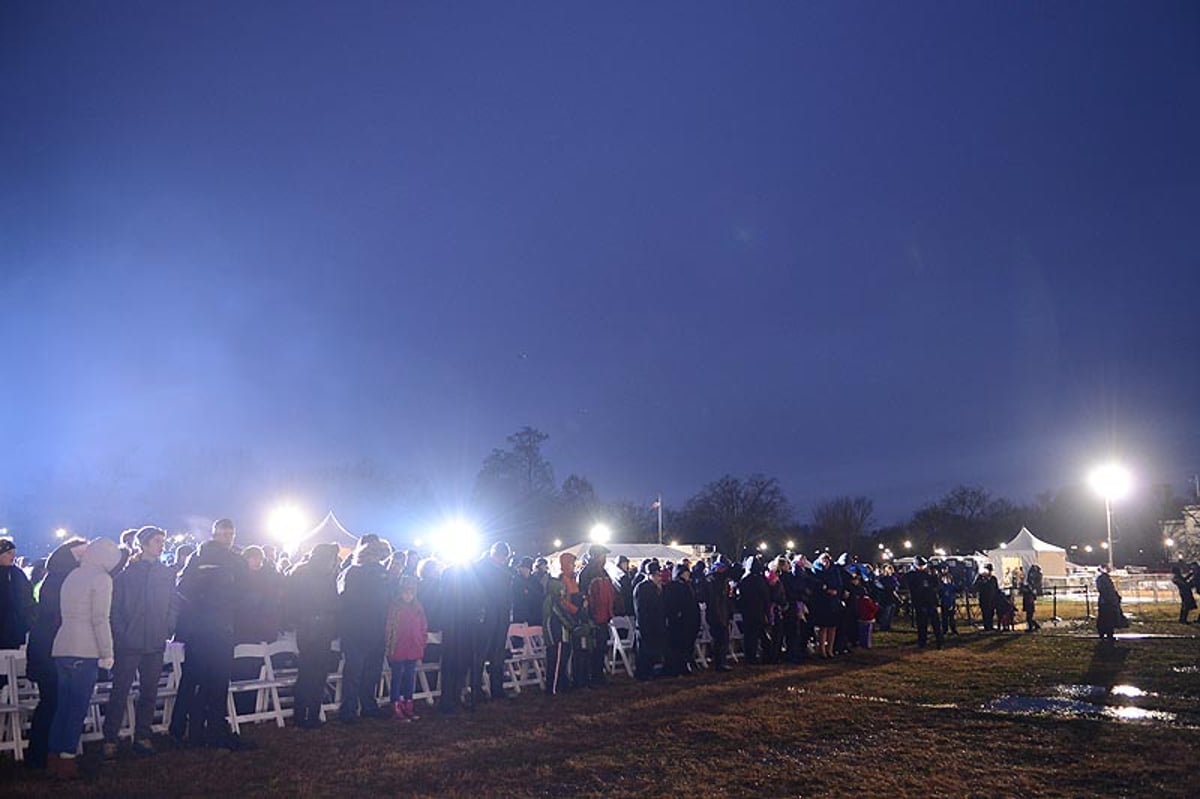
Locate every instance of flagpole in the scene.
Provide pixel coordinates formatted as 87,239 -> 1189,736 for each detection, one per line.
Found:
657,494 -> 663,545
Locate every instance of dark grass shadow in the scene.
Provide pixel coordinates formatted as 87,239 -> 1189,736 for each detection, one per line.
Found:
1083,641 -> 1131,687
974,633 -> 1026,653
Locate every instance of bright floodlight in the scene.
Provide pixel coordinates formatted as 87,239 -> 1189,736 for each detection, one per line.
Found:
431,518 -> 481,564
589,524 -> 612,544
758,542 -> 768,551
903,540 -> 912,550
413,537 -> 424,547
552,537 -> 563,548
54,527 -> 68,539
670,539 -> 680,547
786,540 -> 796,550
1165,538 -> 1175,548
1088,462 -> 1132,501
267,505 -> 309,550
1084,544 -> 1093,553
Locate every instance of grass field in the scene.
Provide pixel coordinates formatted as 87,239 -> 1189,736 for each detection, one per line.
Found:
4,604 -> 1198,798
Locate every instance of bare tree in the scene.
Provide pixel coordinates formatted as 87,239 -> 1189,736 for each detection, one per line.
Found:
811,496 -> 875,553
683,474 -> 793,556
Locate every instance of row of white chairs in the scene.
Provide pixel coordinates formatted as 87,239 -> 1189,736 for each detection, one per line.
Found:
0,615 -> 746,759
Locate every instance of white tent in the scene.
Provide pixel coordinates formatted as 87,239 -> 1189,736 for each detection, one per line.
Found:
546,542 -> 694,577
294,511 -> 359,553
986,527 -> 1068,580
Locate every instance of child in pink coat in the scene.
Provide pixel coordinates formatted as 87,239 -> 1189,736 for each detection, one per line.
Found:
385,575 -> 428,720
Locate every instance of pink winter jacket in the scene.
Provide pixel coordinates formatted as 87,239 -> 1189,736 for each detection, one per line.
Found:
385,600 -> 428,662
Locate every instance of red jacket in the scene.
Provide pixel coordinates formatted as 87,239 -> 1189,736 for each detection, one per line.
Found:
588,571 -> 618,624
385,600 -> 428,662
856,595 -> 879,623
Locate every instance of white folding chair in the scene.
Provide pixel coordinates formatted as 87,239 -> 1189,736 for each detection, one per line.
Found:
82,665 -> 133,744
412,631 -> 442,707
608,617 -> 636,678
694,618 -> 713,669
728,613 -> 745,662
0,649 -> 26,761
227,643 -> 286,733
267,638 -> 300,718
503,623 -> 546,693
319,641 -> 344,722
155,642 -> 186,733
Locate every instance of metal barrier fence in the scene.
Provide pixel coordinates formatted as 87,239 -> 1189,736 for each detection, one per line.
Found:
906,574 -> 1180,625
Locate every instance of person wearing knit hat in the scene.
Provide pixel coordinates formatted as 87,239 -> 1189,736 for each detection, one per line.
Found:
632,561 -> 667,679
701,558 -> 733,671
337,535 -> 394,721
287,543 -> 340,728
663,563 -> 700,676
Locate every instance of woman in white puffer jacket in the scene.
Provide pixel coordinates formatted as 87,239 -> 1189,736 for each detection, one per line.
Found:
48,536 -> 122,779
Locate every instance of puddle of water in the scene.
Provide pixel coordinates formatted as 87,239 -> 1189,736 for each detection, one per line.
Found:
988,696 -> 1099,716
1104,706 -> 1175,721
1109,684 -> 1147,698
1054,684 -> 1158,699
987,695 -> 1180,724
1054,684 -> 1104,699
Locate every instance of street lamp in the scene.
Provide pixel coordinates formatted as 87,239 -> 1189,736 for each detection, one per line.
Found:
267,504 -> 309,553
1088,462 -> 1131,571
589,524 -> 612,544
903,540 -> 912,550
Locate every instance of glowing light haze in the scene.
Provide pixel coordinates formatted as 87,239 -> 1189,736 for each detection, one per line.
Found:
1,3 -> 1197,545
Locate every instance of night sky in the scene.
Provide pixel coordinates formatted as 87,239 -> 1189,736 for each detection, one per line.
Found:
3,3 -> 1198,544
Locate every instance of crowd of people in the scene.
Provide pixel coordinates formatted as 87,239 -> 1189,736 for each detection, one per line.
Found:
1,525 -> 1195,780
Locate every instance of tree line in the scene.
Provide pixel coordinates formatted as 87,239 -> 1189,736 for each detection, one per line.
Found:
473,427 -> 1190,565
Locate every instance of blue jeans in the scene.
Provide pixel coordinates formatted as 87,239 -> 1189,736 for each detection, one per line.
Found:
49,657 -> 99,755
388,660 -> 417,702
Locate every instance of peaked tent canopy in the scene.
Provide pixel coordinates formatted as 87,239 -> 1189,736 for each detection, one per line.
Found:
985,527 -> 1067,579
546,542 -> 694,578
294,511 -> 359,553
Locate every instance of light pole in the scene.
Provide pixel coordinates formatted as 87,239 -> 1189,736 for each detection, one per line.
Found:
1088,462 -> 1131,571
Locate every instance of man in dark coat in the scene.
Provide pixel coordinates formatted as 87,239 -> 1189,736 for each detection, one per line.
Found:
1096,563 -> 1124,641
104,526 -> 179,756
475,542 -> 514,701
906,557 -> 943,649
702,559 -> 733,672
615,555 -> 635,617
286,543 -> 340,728
0,537 -> 34,650
511,557 -> 544,626
736,557 -> 771,665
974,563 -> 1000,631
171,518 -> 250,749
662,564 -> 700,676
1171,564 -> 1196,624
336,537 -> 393,721
439,560 -> 486,712
632,562 -> 667,680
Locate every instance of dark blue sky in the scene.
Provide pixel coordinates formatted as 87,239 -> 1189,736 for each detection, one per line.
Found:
2,2 -> 1198,542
